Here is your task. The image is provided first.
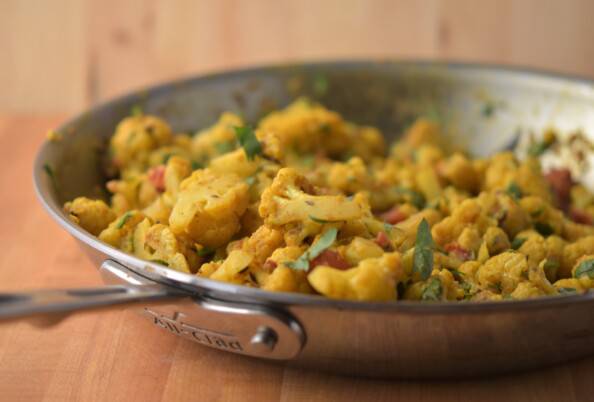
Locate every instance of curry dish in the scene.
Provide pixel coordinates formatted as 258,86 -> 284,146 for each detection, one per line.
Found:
62,99 -> 594,302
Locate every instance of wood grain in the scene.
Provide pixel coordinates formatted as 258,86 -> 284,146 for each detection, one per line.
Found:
1,0 -> 594,115
2,116 -> 594,401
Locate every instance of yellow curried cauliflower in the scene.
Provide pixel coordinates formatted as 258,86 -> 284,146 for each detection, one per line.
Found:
308,252 -> 404,301
431,198 -> 496,247
561,236 -> 594,278
63,102 -> 594,303
99,210 -> 147,252
476,252 -> 528,295
259,168 -> 365,227
191,112 -> 243,163
64,197 -> 116,236
169,169 -> 249,248
131,220 -> 199,273
109,114 -> 173,172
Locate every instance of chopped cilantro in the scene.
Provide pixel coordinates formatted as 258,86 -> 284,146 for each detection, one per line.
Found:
534,222 -> 554,237
214,140 -> 236,154
234,126 -> 262,160
481,102 -> 496,117
245,175 -> 257,186
196,246 -> 215,257
413,219 -> 434,280
543,259 -> 560,279
191,160 -> 203,170
309,215 -> 341,224
511,237 -> 527,250
115,211 -> 133,229
527,140 -> 552,157
394,187 -> 426,209
43,163 -> 54,179
313,74 -> 329,97
506,182 -> 522,200
162,153 -> 174,164
421,277 -> 442,301
286,227 -> 338,271
131,105 -> 143,117
574,259 -> 594,279
558,287 -> 577,295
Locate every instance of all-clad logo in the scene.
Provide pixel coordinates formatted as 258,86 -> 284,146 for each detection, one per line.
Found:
144,308 -> 243,351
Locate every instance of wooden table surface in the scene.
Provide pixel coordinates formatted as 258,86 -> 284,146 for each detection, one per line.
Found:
1,116 -> 594,402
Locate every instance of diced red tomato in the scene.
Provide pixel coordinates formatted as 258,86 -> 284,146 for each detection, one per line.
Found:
380,206 -> 407,225
375,231 -> 391,249
545,168 -> 572,211
570,207 -> 593,225
310,250 -> 350,270
148,165 -> 166,192
262,259 -> 277,272
445,242 -> 473,262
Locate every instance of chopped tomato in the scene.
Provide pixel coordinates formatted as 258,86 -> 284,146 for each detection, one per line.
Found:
380,206 -> 407,224
310,250 -> 350,270
445,242 -> 473,262
545,168 -> 572,211
262,259 -> 278,272
148,165 -> 166,192
570,207 -> 593,225
375,231 -> 391,249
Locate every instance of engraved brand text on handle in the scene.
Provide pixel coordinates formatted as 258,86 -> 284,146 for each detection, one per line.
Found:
144,308 -> 243,351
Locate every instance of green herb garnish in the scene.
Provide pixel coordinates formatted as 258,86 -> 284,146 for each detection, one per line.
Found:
543,259 -> 560,280
150,259 -> 169,267
196,246 -> 215,257
527,140 -> 552,157
511,237 -> 527,250
534,222 -> 554,237
191,160 -> 203,170
234,126 -> 262,160
115,211 -> 133,229
506,182 -> 522,200
131,105 -> 143,117
558,287 -> 577,295
413,219 -> 434,280
421,277 -> 442,301
481,102 -> 496,117
394,187 -> 426,210
309,215 -> 341,224
574,259 -> 594,279
286,227 -> 338,271
43,163 -> 55,180
214,140 -> 236,154
313,74 -> 329,97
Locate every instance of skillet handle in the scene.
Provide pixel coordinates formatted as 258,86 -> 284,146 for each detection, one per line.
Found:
0,261 -> 187,324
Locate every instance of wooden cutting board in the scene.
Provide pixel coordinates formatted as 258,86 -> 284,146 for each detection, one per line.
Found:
1,115 -> 594,402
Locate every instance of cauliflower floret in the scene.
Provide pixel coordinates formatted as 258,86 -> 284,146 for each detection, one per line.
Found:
240,225 -> 284,270
431,198 -> 496,247
209,249 -> 253,284
209,148 -> 260,178
99,210 -> 147,251
340,237 -> 384,266
476,251 -> 528,295
259,168 -> 365,227
64,197 -> 116,235
191,112 -> 243,163
560,236 -> 594,278
169,169 -> 249,248
439,153 -> 481,193
109,114 -> 173,172
327,157 -> 373,195
308,252 -> 404,301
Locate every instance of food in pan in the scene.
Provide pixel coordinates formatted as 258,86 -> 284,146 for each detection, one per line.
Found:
62,99 -> 594,302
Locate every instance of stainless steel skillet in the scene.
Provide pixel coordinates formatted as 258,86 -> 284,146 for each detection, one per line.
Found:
4,61 -> 594,379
